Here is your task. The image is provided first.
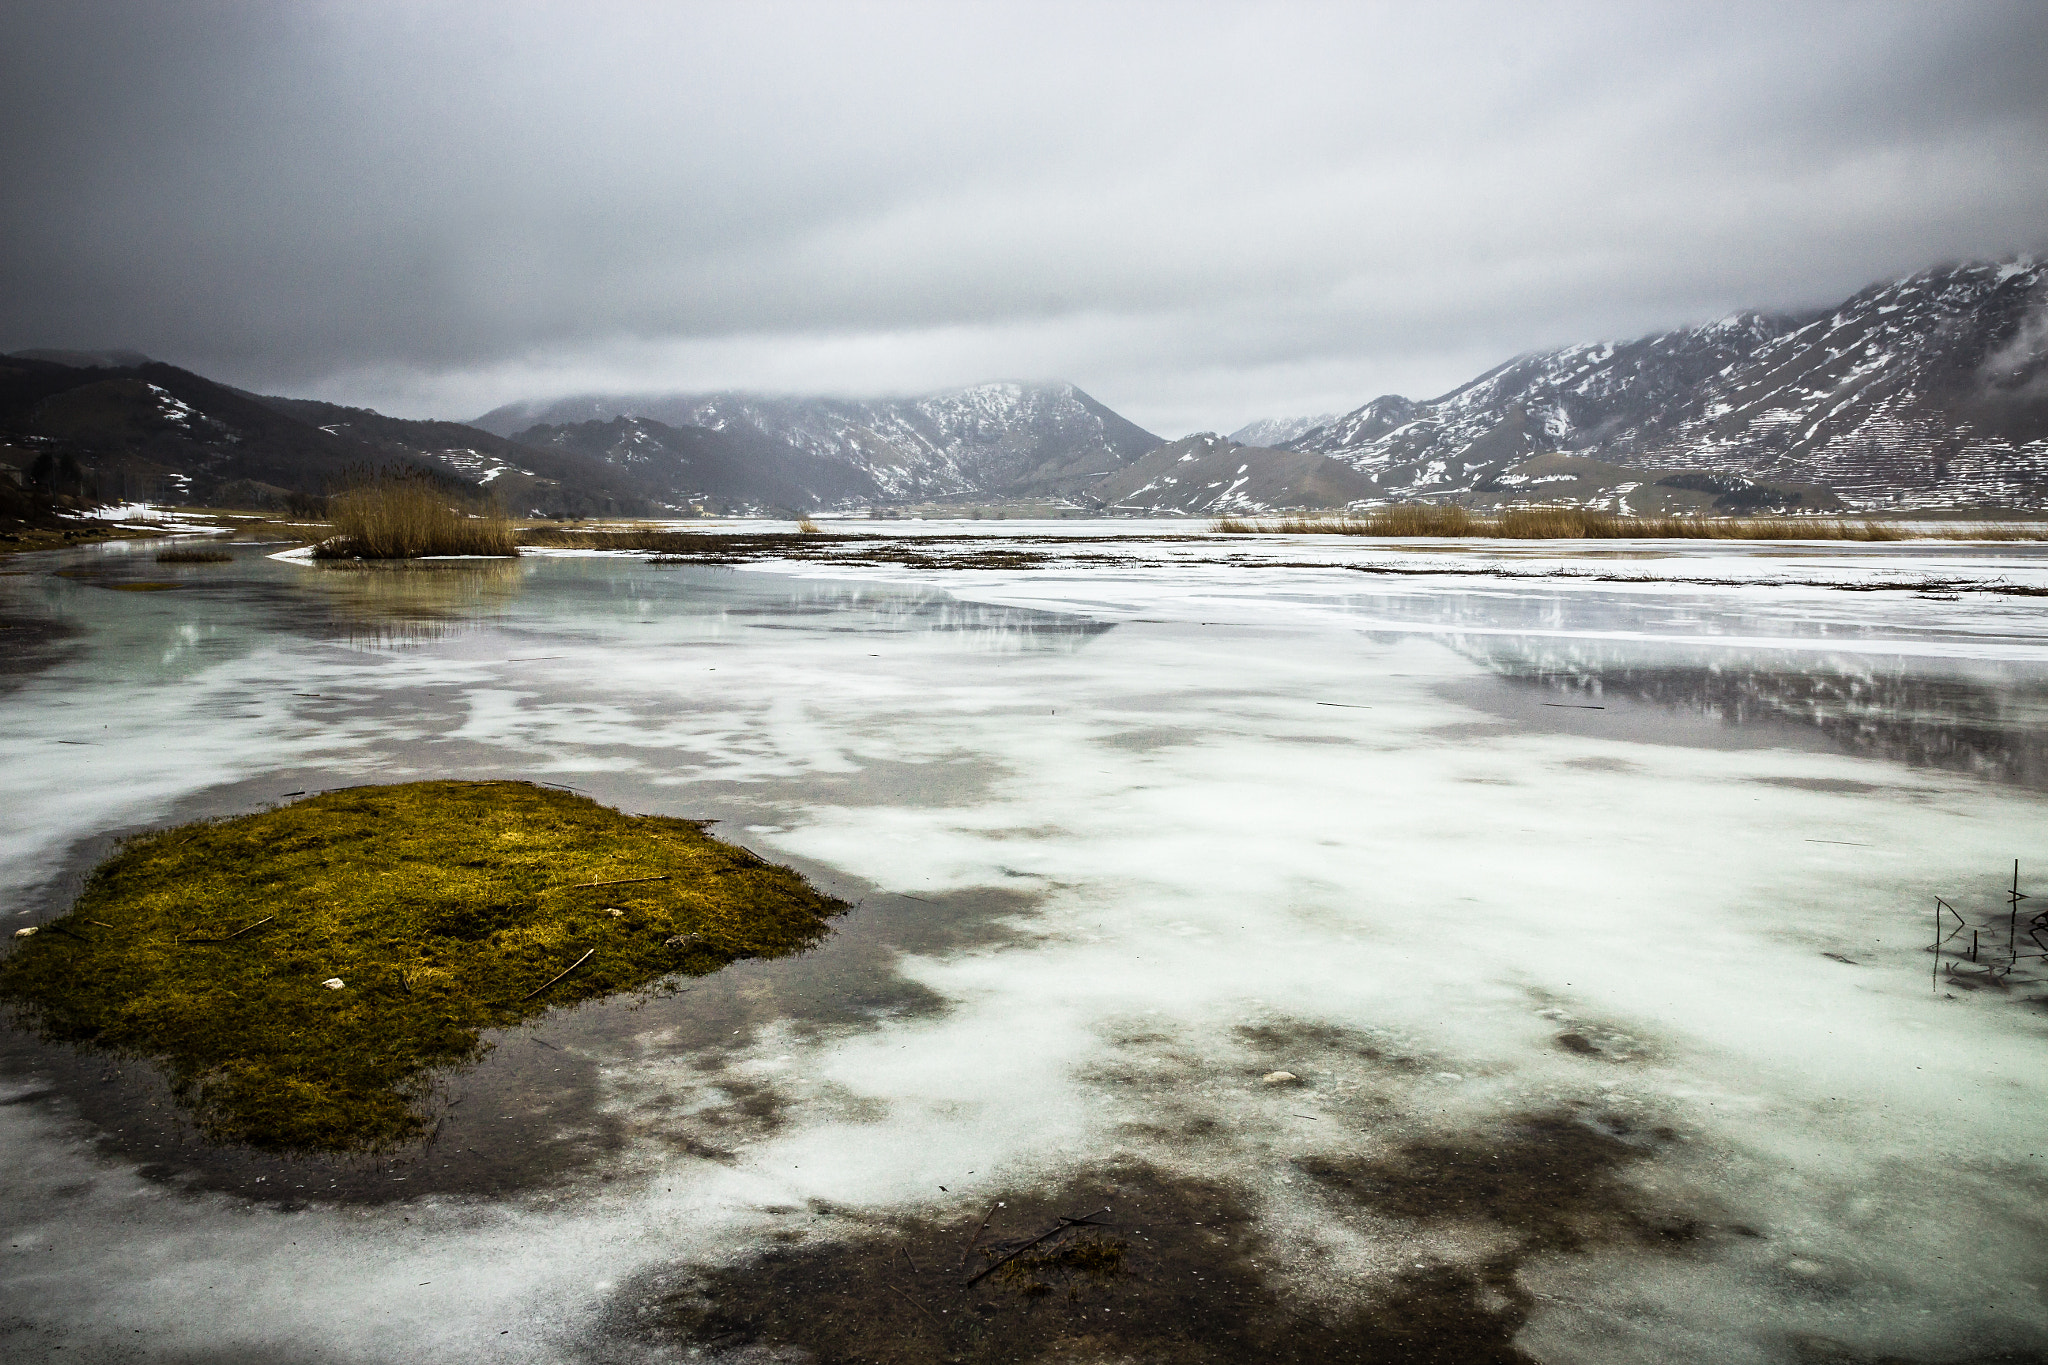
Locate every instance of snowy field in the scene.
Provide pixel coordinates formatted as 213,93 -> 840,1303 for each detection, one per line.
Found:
2,523 -> 2046,1363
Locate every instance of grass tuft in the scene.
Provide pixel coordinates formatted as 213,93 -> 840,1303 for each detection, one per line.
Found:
0,781 -> 845,1152
796,516 -> 823,534
314,468 -> 516,559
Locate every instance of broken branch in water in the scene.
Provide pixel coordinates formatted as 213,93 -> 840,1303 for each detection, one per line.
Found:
965,1207 -> 1113,1287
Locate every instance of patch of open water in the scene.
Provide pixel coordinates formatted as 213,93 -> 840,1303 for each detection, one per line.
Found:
2,537 -> 2046,1364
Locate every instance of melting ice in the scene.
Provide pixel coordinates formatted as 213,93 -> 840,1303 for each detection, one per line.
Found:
2,528 -> 2045,1362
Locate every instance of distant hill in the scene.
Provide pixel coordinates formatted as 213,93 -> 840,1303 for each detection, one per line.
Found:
1284,257 -> 2048,511
508,415 -> 878,514
0,359 -> 1166,514
1088,433 -> 1373,514
253,396 -> 649,517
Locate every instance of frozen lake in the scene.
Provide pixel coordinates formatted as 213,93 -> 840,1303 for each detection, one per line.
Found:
3,524 -> 2046,1363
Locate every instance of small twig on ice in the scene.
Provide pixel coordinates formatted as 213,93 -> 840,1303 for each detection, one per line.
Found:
888,1282 -> 939,1324
959,1202 -> 1000,1268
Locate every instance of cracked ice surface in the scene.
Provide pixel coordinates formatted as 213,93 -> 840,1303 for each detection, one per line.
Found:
2,532 -> 2046,1362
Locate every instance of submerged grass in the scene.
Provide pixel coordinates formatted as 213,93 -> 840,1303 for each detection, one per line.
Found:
0,781 -> 846,1152
154,547 -> 233,563
315,470 -> 517,559
1213,505 -> 1914,540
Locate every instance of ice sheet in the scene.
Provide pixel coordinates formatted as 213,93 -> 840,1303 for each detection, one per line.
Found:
2,535 -> 2045,1362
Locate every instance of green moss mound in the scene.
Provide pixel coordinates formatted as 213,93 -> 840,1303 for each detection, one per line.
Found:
0,781 -> 845,1153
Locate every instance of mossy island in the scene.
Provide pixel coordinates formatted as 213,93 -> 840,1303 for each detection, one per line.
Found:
0,781 -> 845,1152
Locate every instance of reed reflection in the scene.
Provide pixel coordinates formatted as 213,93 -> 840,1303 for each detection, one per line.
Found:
303,559 -> 527,648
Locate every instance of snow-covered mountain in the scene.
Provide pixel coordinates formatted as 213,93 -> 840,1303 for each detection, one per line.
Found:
1289,258 -> 2048,509
1227,414 -> 1340,448
479,381 -> 1160,503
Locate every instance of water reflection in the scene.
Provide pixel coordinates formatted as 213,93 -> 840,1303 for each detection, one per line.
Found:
299,559 -> 526,647
1450,634 -> 2048,788
847,593 -> 1115,654
581,562 -> 1116,654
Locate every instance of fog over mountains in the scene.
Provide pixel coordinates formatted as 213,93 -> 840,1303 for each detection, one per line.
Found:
3,256 -> 2044,515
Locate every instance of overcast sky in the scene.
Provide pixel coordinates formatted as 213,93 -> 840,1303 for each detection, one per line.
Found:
4,0 -> 2046,436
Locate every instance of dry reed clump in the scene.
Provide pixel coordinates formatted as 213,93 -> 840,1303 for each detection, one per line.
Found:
795,516 -> 823,534
1212,505 -> 1911,541
1932,522 -> 2048,541
313,469 -> 517,559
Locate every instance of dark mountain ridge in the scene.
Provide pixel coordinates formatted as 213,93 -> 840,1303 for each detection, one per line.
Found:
0,354 -> 644,514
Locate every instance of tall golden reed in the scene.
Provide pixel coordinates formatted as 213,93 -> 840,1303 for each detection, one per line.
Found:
315,469 -> 517,559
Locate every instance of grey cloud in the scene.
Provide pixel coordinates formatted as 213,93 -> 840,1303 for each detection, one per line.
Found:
4,0 -> 2046,435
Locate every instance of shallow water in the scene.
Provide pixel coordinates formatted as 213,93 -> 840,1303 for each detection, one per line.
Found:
3,531 -> 2046,1363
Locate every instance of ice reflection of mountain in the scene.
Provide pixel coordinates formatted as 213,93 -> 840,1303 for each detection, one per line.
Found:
1451,633 -> 2048,788
711,584 -> 1115,655
863,594 -> 1115,654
